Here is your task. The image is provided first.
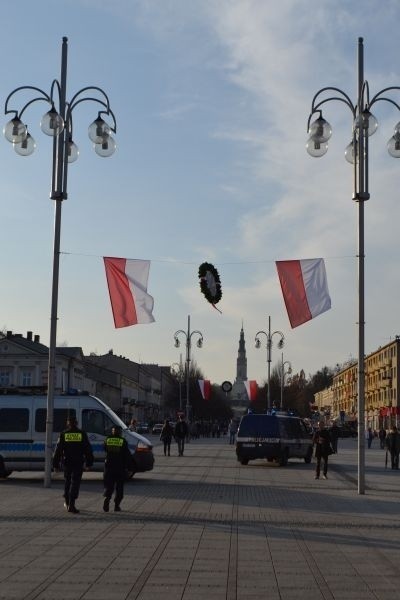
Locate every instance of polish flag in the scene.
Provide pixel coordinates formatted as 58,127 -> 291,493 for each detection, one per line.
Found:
103,257 -> 155,328
198,380 -> 211,400
244,380 -> 258,402
276,258 -> 331,328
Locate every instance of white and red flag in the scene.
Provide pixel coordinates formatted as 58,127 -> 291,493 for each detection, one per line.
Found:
103,257 -> 155,328
276,258 -> 331,328
198,380 -> 211,401
244,380 -> 258,402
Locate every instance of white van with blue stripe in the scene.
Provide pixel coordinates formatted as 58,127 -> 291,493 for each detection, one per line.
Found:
0,393 -> 154,477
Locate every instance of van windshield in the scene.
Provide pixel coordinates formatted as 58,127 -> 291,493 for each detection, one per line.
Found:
238,416 -> 280,437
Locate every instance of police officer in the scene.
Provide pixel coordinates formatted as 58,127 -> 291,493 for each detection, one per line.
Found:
53,416 -> 94,514
103,425 -> 134,512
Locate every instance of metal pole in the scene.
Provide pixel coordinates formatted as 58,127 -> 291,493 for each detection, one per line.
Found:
44,37 -> 68,488
267,315 -> 271,411
186,315 -> 191,422
280,352 -> 284,411
356,37 -> 366,495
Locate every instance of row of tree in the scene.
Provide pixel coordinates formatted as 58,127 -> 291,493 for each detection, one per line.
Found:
166,361 -> 336,421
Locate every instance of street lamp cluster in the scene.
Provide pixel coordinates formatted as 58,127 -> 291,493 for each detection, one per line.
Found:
280,354 -> 292,412
255,316 -> 284,411
3,37 -> 117,488
306,37 -> 400,494
173,316 -> 204,422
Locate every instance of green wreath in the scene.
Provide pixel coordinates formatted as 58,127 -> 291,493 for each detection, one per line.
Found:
198,262 -> 222,305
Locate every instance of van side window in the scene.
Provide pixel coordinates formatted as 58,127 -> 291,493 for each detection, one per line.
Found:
0,408 -> 29,432
82,409 -> 114,436
35,409 -> 77,433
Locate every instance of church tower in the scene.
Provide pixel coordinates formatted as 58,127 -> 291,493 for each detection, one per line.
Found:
235,323 -> 247,383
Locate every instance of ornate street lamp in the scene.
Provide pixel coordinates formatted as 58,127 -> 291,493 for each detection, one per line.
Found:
280,354 -> 292,411
173,316 -> 203,422
255,316 -> 284,411
4,37 -> 116,488
306,37 -> 400,494
171,358 -> 185,413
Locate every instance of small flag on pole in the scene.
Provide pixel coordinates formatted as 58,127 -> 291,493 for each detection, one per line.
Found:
103,257 -> 155,328
276,258 -> 331,328
198,380 -> 211,400
244,380 -> 258,402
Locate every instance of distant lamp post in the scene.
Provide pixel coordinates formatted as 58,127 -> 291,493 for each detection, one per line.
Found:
306,37 -> 400,494
280,354 -> 292,411
171,357 -> 185,413
4,37 -> 116,488
255,316 -> 284,411
173,315 -> 203,422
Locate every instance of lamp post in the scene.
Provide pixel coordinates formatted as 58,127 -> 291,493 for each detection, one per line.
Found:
255,316 -> 284,411
171,357 -> 184,413
280,354 -> 292,411
4,37 -> 116,488
173,315 -> 203,422
306,37 -> 400,495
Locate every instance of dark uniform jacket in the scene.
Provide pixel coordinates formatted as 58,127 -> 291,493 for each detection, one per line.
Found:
53,426 -> 94,469
174,420 -> 188,439
104,435 -> 134,474
312,428 -> 331,458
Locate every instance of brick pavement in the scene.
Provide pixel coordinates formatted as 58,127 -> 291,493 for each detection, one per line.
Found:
0,436 -> 399,599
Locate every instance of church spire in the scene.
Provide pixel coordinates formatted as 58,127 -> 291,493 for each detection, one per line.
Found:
235,323 -> 247,383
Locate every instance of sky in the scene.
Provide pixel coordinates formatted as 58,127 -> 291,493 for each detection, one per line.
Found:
2,0 -> 400,386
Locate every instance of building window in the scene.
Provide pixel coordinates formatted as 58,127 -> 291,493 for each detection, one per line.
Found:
0,371 -> 11,386
21,371 -> 32,386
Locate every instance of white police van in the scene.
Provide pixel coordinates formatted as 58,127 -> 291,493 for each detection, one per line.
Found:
0,392 -> 154,478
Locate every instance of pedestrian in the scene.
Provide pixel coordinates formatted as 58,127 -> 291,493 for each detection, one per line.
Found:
385,425 -> 400,470
174,415 -> 189,456
312,421 -> 332,480
378,427 -> 387,449
228,418 -> 238,445
103,425 -> 134,512
53,416 -> 94,514
128,418 -> 137,432
366,427 -> 374,449
330,422 -> 340,454
160,418 -> 174,456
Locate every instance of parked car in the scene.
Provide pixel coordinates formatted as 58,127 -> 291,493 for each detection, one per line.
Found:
136,422 -> 150,434
152,423 -> 164,435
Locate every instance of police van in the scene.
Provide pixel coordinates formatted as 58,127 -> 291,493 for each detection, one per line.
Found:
0,392 -> 154,478
236,412 -> 313,466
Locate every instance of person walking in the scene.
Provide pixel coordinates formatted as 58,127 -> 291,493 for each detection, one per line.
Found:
103,425 -> 134,512
378,427 -> 387,449
312,421 -> 332,480
366,427 -> 374,449
228,418 -> 238,445
175,415 -> 189,456
53,416 -> 94,514
330,422 -> 340,454
385,425 -> 400,470
160,419 -> 174,456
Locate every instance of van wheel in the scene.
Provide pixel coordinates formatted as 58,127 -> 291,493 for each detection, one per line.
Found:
240,458 -> 249,465
279,449 -> 288,467
304,448 -> 313,464
0,457 -> 11,478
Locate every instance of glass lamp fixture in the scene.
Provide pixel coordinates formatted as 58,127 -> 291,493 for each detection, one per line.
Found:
88,117 -> 110,143
94,134 -> 116,157
306,137 -> 328,157
174,338 -> 180,348
355,110 -> 378,136
308,116 -> 332,142
40,108 -> 64,136
255,338 -> 261,349
67,139 -> 79,163
4,117 -> 27,143
197,338 -> 203,348
345,140 -> 355,164
387,132 -> 400,158
14,132 -> 36,156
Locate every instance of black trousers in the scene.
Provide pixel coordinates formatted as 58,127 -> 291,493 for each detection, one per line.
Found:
163,439 -> 171,455
64,465 -> 83,502
104,469 -> 124,505
390,451 -> 399,469
315,453 -> 328,477
177,437 -> 185,455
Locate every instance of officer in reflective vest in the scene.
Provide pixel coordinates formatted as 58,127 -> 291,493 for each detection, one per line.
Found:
103,425 -> 134,512
53,417 -> 94,514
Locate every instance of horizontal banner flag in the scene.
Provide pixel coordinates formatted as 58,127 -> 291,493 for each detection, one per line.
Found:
103,257 -> 155,328
276,258 -> 331,328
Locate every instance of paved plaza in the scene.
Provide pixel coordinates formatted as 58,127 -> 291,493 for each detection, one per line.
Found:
0,436 -> 399,600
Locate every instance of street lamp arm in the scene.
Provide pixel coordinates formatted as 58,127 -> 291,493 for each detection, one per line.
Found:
255,330 -> 268,341
369,85 -> 400,107
190,330 -> 203,339
174,329 -> 187,340
369,96 -> 400,113
66,97 -> 117,133
310,86 -> 356,114
5,86 -> 52,120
